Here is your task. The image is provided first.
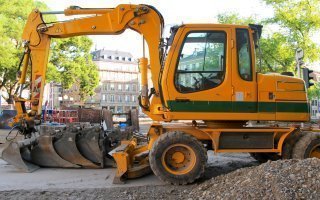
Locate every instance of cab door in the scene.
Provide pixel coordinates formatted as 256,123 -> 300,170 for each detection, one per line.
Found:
231,28 -> 257,113
163,26 -> 233,118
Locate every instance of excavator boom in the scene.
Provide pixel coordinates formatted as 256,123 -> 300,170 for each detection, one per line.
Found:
16,4 -> 165,129
3,4 -> 165,183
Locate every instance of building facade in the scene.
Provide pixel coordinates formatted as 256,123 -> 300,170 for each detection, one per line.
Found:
89,49 -> 139,112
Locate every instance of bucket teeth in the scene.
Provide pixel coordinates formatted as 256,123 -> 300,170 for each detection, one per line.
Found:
1,142 -> 40,172
53,131 -> 100,168
30,135 -> 80,168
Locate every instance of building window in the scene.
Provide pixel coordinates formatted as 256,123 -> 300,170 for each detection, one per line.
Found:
125,95 -> 130,102
118,95 -> 122,102
132,84 -> 137,91
115,56 -> 119,60
110,95 -> 115,102
122,57 -> 126,61
117,106 -> 123,113
132,95 -> 136,102
125,84 -> 130,91
102,94 -> 106,101
128,58 -> 132,62
107,56 -> 111,59
109,106 -> 115,112
118,84 -> 122,91
110,83 -> 115,91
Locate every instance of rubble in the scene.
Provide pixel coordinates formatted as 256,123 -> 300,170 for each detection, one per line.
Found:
188,158 -> 320,200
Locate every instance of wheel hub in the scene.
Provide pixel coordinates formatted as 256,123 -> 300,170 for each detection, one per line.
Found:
172,151 -> 185,164
310,144 -> 320,158
161,144 -> 196,175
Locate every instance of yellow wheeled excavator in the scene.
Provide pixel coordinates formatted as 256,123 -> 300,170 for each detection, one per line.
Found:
1,4 -> 320,185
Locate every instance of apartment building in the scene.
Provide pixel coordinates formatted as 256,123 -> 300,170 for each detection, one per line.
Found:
89,49 -> 139,112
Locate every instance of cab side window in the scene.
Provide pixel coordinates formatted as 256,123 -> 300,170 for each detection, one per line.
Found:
175,31 -> 226,93
236,29 -> 252,81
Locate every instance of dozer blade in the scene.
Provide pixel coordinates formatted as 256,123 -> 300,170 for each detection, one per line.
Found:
30,135 -> 80,168
53,131 -> 100,168
76,128 -> 103,164
110,139 -> 151,184
1,142 -> 40,172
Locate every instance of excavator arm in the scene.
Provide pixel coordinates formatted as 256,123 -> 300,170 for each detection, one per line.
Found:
14,4 -> 165,132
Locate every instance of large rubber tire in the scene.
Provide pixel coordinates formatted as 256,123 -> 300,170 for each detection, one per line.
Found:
250,153 -> 280,163
149,131 -> 207,185
282,129 -> 303,159
292,132 -> 320,159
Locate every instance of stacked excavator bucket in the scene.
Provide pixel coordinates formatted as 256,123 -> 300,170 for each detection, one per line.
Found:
1,124 -> 113,172
0,109 -> 150,183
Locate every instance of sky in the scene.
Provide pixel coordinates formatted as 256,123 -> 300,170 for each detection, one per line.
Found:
40,0 -> 275,58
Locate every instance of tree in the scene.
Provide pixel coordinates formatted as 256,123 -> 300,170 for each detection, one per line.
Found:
217,13 -> 295,73
216,5 -> 319,74
49,36 -> 99,101
263,0 -> 320,63
263,0 -> 320,97
0,0 -> 99,104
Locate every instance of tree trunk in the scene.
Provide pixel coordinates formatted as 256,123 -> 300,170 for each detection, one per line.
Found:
6,95 -> 14,104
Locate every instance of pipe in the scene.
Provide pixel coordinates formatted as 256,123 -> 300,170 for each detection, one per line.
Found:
139,57 -> 149,108
19,50 -> 30,85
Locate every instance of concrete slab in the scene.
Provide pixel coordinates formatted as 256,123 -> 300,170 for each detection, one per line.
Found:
0,151 -> 257,191
0,159 -> 164,191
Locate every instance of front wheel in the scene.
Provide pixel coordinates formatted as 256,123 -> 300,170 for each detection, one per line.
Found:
149,131 -> 207,185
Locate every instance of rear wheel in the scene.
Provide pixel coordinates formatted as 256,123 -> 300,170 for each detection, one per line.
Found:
292,132 -> 320,159
149,131 -> 207,185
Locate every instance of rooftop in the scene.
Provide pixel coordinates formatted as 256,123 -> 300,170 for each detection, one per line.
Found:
91,49 -> 135,63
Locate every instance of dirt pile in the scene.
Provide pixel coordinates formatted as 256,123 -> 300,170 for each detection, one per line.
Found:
189,158 -> 320,200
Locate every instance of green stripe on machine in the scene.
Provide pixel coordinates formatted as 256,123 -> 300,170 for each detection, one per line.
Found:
167,101 -> 309,113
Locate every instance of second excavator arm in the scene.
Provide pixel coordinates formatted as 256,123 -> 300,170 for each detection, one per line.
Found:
14,4 -> 166,133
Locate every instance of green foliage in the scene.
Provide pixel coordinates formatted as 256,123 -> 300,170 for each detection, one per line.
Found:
0,0 -> 99,103
308,82 -> 320,99
217,12 -> 256,25
259,33 -> 295,73
49,36 -> 99,100
263,0 -> 320,63
216,0 -> 320,75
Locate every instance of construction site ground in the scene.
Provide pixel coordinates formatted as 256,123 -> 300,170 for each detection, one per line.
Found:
0,120 -> 319,199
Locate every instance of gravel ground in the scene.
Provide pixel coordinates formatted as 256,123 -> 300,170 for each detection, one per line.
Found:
1,150 -> 319,199
1,158 -> 319,200
188,158 -> 320,200
0,152 -> 258,199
